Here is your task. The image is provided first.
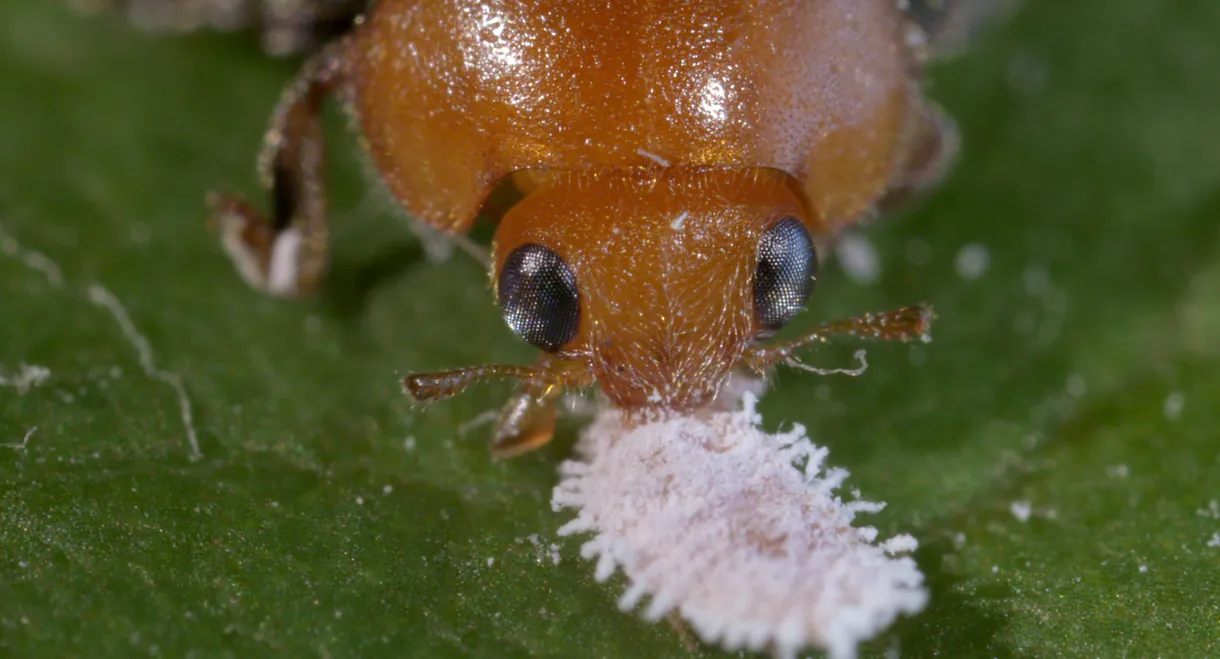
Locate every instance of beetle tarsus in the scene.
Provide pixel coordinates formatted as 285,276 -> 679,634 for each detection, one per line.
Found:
208,39 -> 349,298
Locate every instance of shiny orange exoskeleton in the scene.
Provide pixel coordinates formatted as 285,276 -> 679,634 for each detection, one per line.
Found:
209,0 -> 955,456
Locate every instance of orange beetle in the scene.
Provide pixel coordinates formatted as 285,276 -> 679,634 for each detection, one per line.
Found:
209,0 -> 954,456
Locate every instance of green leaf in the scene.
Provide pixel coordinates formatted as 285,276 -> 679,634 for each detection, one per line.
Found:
2,2 -> 1218,657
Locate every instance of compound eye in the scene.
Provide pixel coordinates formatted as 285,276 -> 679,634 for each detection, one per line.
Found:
753,217 -> 817,331
498,243 -> 581,352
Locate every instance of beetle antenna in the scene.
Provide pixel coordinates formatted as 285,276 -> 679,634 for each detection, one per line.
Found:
402,358 -> 594,403
745,304 -> 934,373
402,364 -> 548,402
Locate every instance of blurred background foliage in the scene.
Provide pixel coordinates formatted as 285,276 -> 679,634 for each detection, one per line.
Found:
1,1 -> 1218,657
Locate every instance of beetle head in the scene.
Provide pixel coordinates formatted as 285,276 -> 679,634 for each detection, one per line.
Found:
491,167 -> 817,410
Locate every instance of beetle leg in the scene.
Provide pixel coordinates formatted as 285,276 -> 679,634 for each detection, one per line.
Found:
876,95 -> 960,216
87,0 -> 362,56
90,0 -> 252,34
256,0 -> 364,56
903,0 -> 1023,61
207,38 -> 348,298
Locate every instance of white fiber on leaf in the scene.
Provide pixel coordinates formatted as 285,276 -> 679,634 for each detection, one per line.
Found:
551,392 -> 926,659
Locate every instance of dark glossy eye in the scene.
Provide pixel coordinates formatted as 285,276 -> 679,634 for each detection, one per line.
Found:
753,217 -> 817,331
498,243 -> 581,352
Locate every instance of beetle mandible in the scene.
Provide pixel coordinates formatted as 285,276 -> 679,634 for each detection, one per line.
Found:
208,0 -> 954,456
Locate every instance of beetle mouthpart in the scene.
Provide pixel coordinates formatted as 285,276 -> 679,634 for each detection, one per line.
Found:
489,388 -> 559,458
786,349 -> 870,377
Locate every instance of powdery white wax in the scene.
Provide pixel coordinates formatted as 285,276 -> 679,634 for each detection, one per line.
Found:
552,392 -> 926,659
